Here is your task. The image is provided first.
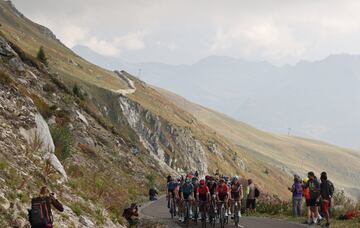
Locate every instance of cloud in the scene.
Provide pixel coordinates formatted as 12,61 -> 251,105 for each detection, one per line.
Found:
156,41 -> 178,50
210,23 -> 306,62
57,25 -> 89,48
11,0 -> 360,64
83,37 -> 120,56
81,32 -> 145,57
114,32 -> 145,51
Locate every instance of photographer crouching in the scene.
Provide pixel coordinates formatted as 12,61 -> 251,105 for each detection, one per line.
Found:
122,203 -> 140,227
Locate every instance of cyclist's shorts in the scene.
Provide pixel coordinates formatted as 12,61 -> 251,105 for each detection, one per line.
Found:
231,192 -> 240,200
198,194 -> 207,202
218,193 -> 227,201
183,194 -> 192,200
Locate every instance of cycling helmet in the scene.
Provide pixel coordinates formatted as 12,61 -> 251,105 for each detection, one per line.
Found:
200,179 -> 206,185
303,178 -> 309,183
185,178 -> 191,183
223,176 -> 228,182
232,176 -> 239,181
192,177 -> 198,182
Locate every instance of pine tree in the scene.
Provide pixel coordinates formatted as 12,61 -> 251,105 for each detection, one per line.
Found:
36,46 -> 48,66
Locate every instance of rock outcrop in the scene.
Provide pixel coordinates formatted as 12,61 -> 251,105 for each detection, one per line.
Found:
119,96 -> 208,175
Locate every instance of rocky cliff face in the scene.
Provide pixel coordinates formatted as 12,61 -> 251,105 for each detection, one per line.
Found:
119,96 -> 208,175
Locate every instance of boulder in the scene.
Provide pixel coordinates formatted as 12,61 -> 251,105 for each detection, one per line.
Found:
76,111 -> 89,126
9,57 -> 25,72
20,113 -> 68,181
79,216 -> 95,228
0,36 -> 17,57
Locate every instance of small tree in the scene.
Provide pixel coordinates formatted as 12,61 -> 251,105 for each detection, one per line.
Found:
36,46 -> 48,66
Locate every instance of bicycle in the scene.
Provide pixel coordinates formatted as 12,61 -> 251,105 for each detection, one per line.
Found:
183,199 -> 191,227
232,200 -> 241,227
199,200 -> 208,228
218,201 -> 228,228
192,200 -> 198,224
208,195 -> 217,227
169,194 -> 177,219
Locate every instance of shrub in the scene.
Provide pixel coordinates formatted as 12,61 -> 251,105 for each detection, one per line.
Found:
51,126 -> 74,160
36,46 -> 48,66
69,202 -> 82,216
145,173 -> 156,187
43,83 -> 56,93
78,143 -> 97,158
73,84 -> 85,100
26,92 -> 53,119
0,72 -> 13,85
0,160 -> 8,170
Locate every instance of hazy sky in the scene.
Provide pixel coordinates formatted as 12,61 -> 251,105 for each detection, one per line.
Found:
12,0 -> 360,65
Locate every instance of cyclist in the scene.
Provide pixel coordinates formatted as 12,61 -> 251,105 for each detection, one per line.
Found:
167,177 -> 178,209
180,178 -> 194,221
192,177 -> 200,221
216,178 -> 230,217
175,178 -> 184,222
197,179 -> 210,221
230,176 -> 243,220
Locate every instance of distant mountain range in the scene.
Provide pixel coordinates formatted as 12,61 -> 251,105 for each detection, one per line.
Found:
73,45 -> 360,150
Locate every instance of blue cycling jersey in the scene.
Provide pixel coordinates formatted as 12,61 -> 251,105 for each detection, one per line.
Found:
167,181 -> 178,191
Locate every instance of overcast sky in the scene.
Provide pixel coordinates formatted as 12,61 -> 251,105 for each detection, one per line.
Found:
11,0 -> 360,65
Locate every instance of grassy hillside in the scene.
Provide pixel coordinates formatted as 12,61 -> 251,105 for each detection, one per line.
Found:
156,87 -> 360,199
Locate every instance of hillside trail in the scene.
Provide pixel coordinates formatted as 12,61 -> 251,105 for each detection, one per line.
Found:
112,70 -> 137,95
141,196 -> 308,228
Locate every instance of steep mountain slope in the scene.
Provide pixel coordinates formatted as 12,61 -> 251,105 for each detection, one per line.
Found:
73,45 -> 360,150
157,87 -> 360,199
0,1 -> 294,227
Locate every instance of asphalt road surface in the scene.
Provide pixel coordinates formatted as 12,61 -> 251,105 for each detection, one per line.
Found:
141,196 -> 307,228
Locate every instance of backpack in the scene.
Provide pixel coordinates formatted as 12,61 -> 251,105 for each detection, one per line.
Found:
28,197 -> 51,226
254,187 -> 260,198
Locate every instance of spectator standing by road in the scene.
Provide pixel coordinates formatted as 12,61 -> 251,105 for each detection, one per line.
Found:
288,175 -> 303,217
246,179 -> 257,214
305,172 -> 321,224
320,172 -> 334,227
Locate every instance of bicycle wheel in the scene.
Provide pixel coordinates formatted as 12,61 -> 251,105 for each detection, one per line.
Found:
220,205 -> 225,228
202,212 -> 207,228
194,204 -> 198,224
234,204 -> 239,226
170,198 -> 174,219
185,201 -> 190,227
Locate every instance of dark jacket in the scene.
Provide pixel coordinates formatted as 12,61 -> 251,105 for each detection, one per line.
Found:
320,180 -> 334,200
149,188 -> 158,196
122,207 -> 139,220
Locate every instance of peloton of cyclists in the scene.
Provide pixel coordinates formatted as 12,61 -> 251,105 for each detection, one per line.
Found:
166,171 -> 249,227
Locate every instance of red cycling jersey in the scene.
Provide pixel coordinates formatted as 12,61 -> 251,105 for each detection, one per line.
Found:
197,185 -> 210,201
216,184 -> 229,196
